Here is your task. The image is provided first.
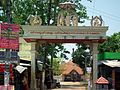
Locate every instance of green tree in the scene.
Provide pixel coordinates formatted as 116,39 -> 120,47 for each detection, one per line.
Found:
72,43 -> 91,71
0,0 -> 8,22
52,58 -> 62,75
98,32 -> 120,53
39,43 -> 70,60
0,0 -> 89,25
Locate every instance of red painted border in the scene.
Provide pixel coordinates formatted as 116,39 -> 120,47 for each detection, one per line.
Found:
24,38 -> 106,43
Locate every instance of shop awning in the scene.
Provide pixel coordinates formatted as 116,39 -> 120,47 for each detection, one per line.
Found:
101,60 -> 120,67
98,52 -> 120,60
20,63 -> 31,66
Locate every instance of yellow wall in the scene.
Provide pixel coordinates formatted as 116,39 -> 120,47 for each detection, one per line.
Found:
18,37 -> 32,61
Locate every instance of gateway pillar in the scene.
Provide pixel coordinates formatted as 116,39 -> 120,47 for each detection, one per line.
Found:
30,42 -> 37,90
92,43 -> 99,90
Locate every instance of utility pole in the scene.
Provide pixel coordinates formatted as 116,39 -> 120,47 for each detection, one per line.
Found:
6,0 -> 12,23
4,0 -> 12,86
47,0 -> 52,25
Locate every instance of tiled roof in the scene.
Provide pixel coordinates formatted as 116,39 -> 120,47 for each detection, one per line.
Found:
62,61 -> 83,75
95,76 -> 109,84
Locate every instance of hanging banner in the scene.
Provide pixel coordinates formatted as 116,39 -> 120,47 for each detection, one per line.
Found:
0,23 -> 20,50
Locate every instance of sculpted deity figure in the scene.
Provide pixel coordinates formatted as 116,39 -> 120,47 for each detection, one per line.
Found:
91,16 -> 103,26
65,15 -> 70,26
94,18 -> 100,26
57,13 -> 64,26
29,15 -> 42,26
72,15 -> 78,26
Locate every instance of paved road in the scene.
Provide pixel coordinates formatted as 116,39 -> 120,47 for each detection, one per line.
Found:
52,82 -> 87,90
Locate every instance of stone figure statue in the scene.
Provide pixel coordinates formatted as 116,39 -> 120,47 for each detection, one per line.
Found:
57,13 -> 64,26
72,15 -> 78,26
65,15 -> 70,26
91,16 -> 103,26
93,18 -> 100,26
29,15 -> 42,26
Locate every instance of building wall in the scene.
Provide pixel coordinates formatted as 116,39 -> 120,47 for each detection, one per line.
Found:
18,37 -> 32,61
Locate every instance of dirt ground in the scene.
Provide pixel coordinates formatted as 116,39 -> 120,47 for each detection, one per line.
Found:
52,81 -> 87,90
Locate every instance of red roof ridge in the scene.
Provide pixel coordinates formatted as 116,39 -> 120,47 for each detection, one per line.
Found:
95,76 -> 109,84
62,61 -> 83,75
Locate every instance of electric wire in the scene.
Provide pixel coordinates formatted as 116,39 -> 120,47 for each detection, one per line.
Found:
86,6 -> 120,22
81,0 -> 120,23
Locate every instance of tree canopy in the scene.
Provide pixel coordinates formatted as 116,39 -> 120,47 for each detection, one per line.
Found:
72,43 -> 91,71
0,0 -> 89,25
52,58 -> 62,75
98,32 -> 120,53
39,43 -> 70,60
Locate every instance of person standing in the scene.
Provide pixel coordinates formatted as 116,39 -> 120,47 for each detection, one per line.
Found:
22,75 -> 29,90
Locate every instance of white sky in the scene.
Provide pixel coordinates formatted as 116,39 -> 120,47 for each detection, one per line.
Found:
81,0 -> 120,36
63,43 -> 77,60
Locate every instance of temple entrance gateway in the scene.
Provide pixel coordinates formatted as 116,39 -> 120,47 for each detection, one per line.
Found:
21,24 -> 108,90
20,2 -> 108,90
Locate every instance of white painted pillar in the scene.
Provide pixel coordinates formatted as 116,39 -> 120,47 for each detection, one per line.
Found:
30,42 -> 37,90
92,43 -> 98,90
